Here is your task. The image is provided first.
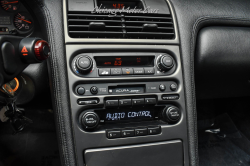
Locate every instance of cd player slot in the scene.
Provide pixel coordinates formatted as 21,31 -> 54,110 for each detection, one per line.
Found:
108,84 -> 145,94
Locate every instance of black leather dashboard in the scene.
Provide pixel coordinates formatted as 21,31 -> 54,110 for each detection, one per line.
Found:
196,26 -> 250,99
20,0 -> 250,165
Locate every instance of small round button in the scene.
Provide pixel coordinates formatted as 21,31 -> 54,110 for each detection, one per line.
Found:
75,56 -> 93,74
157,54 -> 175,72
90,86 -> 98,94
167,107 -> 181,121
170,84 -> 177,91
77,87 -> 85,95
162,56 -> 173,68
81,112 -> 99,129
159,84 -> 166,91
162,106 -> 181,124
78,57 -> 91,69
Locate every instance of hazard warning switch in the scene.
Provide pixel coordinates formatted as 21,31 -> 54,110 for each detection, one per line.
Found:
19,38 -> 50,63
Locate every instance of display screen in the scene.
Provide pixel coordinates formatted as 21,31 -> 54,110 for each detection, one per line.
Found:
105,110 -> 153,121
97,0 -> 144,9
95,56 -> 154,67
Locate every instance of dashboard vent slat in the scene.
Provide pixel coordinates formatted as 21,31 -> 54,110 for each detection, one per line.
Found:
68,12 -> 175,39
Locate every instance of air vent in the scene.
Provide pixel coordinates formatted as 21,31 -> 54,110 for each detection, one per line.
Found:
67,12 -> 175,39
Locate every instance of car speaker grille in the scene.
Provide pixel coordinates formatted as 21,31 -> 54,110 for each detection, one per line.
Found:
67,12 -> 175,39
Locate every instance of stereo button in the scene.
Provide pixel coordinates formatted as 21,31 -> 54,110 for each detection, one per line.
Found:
119,99 -> 132,106
159,84 -> 166,91
107,131 -> 121,139
135,128 -> 147,136
77,87 -> 85,95
90,86 -> 98,94
122,68 -> 133,75
170,84 -> 177,91
121,129 -> 135,137
132,98 -> 144,105
133,68 -> 144,75
106,100 -> 118,107
145,98 -> 156,105
162,94 -> 179,100
148,126 -> 161,135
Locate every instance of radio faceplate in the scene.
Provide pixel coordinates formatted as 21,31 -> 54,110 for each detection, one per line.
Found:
75,81 -> 178,96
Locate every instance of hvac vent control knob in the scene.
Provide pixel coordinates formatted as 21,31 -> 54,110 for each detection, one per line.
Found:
75,56 -> 93,74
157,54 -> 174,72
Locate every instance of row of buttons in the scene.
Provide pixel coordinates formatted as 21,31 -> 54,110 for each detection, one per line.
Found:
99,68 -> 155,76
107,126 -> 161,139
77,95 -> 179,105
106,98 -> 156,107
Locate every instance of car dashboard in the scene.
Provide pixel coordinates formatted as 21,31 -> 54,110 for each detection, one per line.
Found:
1,0 -> 250,166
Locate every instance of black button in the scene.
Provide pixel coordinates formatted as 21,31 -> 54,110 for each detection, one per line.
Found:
132,98 -> 144,105
82,113 -> 98,127
122,68 -> 133,75
78,57 -> 91,69
133,68 -> 144,75
144,68 -> 155,75
135,128 -> 147,136
119,99 -> 132,106
78,100 -> 98,105
106,100 -> 118,107
170,84 -> 177,91
162,56 -> 173,67
121,129 -> 135,137
162,94 -> 179,100
111,68 -> 122,75
77,87 -> 85,95
107,131 -> 121,139
148,126 -> 161,135
167,107 -> 181,121
99,68 -> 110,76
145,98 -> 156,105
159,84 -> 166,91
90,86 -> 98,94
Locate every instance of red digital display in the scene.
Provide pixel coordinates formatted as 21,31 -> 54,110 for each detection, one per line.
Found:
95,56 -> 154,67
112,3 -> 124,9
97,0 -> 144,10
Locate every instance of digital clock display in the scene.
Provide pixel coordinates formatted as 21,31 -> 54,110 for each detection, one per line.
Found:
105,110 -> 153,121
97,0 -> 144,9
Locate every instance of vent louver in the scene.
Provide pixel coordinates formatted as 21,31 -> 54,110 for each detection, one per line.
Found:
67,12 -> 175,39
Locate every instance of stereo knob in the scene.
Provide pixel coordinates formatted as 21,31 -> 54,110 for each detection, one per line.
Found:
162,106 -> 181,124
81,112 -> 99,129
157,54 -> 174,72
75,56 -> 93,74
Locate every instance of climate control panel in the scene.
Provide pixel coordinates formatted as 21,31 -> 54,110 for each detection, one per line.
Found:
71,52 -> 177,78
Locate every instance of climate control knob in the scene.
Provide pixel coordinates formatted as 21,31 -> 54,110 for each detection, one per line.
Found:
162,106 -> 181,124
157,54 -> 174,72
81,112 -> 99,129
75,56 -> 93,74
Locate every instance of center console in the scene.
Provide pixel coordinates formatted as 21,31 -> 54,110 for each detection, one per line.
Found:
63,0 -> 189,165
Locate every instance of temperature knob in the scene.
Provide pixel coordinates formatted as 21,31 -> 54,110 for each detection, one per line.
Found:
75,56 -> 93,74
157,54 -> 174,72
